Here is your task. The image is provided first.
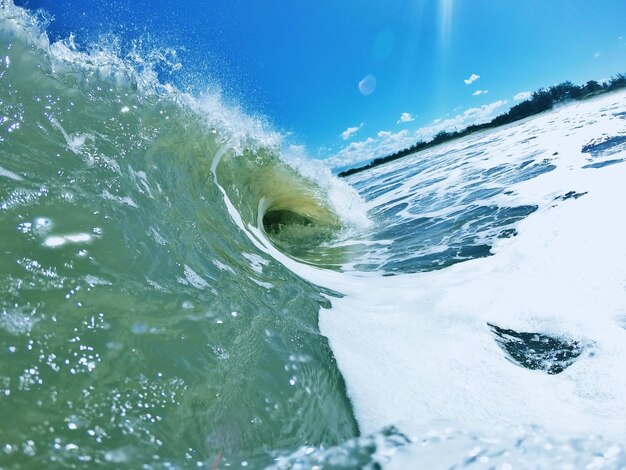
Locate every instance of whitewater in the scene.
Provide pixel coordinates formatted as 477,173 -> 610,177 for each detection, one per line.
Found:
2,2 -> 626,468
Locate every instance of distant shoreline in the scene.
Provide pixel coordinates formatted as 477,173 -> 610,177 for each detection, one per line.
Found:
338,74 -> 626,178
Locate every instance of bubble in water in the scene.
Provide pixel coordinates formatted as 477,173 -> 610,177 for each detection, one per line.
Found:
33,217 -> 52,233
43,233 -> 92,248
65,233 -> 91,243
131,323 -> 159,335
43,236 -> 66,248
104,448 -> 130,463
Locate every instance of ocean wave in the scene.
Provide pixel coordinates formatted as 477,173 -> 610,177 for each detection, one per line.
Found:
3,1 -> 626,468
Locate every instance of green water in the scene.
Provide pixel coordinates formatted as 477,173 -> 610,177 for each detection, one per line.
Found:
0,13 -> 356,467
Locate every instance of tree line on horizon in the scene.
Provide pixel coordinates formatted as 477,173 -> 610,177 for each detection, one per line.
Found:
338,74 -> 626,177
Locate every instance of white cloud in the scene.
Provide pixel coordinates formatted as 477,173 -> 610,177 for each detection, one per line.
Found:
472,90 -> 488,96
594,52 -> 601,58
328,100 -> 508,169
340,122 -> 364,140
464,73 -> 480,85
396,112 -> 415,124
425,99 -> 507,136
329,132 -> 410,169
513,91 -> 531,101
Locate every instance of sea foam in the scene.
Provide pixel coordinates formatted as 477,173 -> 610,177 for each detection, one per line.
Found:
271,91 -> 626,442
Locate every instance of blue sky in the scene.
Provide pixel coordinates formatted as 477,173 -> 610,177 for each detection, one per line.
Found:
20,0 -> 626,169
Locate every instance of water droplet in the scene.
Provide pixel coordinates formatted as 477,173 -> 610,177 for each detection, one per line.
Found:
358,75 -> 377,95
34,217 -> 52,233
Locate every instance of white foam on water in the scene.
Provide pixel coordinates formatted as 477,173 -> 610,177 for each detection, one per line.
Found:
43,233 -> 92,248
182,265 -> 210,289
284,153 -> 372,232
101,190 -> 139,208
324,168 -> 626,437
0,306 -> 38,335
43,236 -> 66,248
0,164 -> 23,181
270,91 -> 626,441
